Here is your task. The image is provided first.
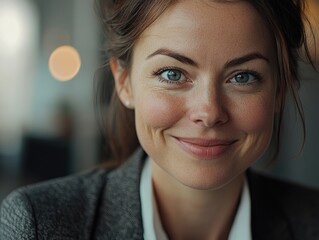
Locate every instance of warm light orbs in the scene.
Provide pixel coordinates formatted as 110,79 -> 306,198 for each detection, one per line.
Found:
48,45 -> 81,81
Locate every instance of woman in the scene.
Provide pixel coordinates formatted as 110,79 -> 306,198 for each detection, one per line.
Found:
1,0 -> 319,239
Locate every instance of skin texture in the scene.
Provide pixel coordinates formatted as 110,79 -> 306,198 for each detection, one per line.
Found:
112,0 -> 279,239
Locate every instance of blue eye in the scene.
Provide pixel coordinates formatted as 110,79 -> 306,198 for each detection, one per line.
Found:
230,72 -> 260,84
160,69 -> 186,82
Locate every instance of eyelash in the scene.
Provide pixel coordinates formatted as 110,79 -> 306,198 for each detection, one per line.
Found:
152,67 -> 263,86
152,66 -> 189,85
228,70 -> 263,86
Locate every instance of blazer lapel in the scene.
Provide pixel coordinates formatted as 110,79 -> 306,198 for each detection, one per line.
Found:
248,171 -> 293,240
93,149 -> 146,240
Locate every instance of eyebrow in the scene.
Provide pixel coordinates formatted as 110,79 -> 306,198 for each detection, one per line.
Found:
147,48 -> 199,67
147,48 -> 269,68
224,53 -> 270,68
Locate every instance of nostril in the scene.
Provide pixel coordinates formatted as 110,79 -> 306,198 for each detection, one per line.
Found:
189,104 -> 229,128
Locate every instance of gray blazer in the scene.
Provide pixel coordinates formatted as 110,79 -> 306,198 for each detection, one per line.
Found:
1,149 -> 319,240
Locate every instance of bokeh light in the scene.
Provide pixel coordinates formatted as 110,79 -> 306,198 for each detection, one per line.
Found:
0,0 -> 37,55
48,45 -> 81,81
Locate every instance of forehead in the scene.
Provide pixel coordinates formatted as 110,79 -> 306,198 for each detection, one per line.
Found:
151,0 -> 266,31
134,0 -> 275,66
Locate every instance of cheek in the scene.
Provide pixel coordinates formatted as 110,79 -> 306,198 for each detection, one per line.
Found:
134,90 -> 186,158
234,95 -> 276,158
234,93 -> 275,133
242,102 -> 274,132
135,91 -> 185,130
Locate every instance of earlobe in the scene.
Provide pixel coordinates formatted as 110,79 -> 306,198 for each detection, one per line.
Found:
110,58 -> 134,108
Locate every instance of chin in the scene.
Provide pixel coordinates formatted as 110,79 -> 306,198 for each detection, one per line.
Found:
173,167 -> 246,192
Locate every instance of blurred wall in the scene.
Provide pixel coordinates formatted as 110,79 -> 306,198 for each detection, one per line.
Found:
0,0 -> 101,190
0,0 -> 38,168
30,0 -> 100,172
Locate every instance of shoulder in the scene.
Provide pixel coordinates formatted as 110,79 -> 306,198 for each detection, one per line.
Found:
249,170 -> 319,239
249,170 -> 319,206
0,149 -> 146,240
0,168 -> 111,239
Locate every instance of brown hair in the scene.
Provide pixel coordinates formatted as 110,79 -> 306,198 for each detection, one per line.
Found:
247,0 -> 311,162
95,0 -> 313,164
95,0 -> 176,163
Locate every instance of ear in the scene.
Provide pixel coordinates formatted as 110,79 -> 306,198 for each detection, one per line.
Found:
110,58 -> 134,109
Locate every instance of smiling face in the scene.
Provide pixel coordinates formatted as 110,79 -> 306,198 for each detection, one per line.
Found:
113,0 -> 278,190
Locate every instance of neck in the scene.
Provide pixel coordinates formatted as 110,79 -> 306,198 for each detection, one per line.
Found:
151,162 -> 245,240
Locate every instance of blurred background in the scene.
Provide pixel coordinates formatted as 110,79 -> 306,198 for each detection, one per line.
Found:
0,0 -> 104,200
0,0 -> 318,201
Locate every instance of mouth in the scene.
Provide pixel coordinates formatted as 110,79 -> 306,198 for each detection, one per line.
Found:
172,137 -> 237,160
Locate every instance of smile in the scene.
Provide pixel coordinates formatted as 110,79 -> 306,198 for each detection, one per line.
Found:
172,137 -> 237,160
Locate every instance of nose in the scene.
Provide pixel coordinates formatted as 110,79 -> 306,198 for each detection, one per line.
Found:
188,86 -> 229,128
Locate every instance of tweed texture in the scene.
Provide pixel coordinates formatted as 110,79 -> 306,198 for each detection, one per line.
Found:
1,149 -> 319,239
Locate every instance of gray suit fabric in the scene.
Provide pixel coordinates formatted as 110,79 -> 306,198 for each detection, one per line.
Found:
1,148 -> 319,240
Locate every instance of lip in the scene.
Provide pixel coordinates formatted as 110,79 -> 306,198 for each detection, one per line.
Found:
172,137 -> 237,160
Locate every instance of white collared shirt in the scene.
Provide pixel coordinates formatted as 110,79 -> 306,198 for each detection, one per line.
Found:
140,159 -> 252,240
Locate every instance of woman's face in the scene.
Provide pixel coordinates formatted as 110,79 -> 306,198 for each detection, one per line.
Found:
115,0 -> 278,190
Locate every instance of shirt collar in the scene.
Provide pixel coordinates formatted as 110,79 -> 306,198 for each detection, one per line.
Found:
140,158 -> 160,240
228,176 -> 252,240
